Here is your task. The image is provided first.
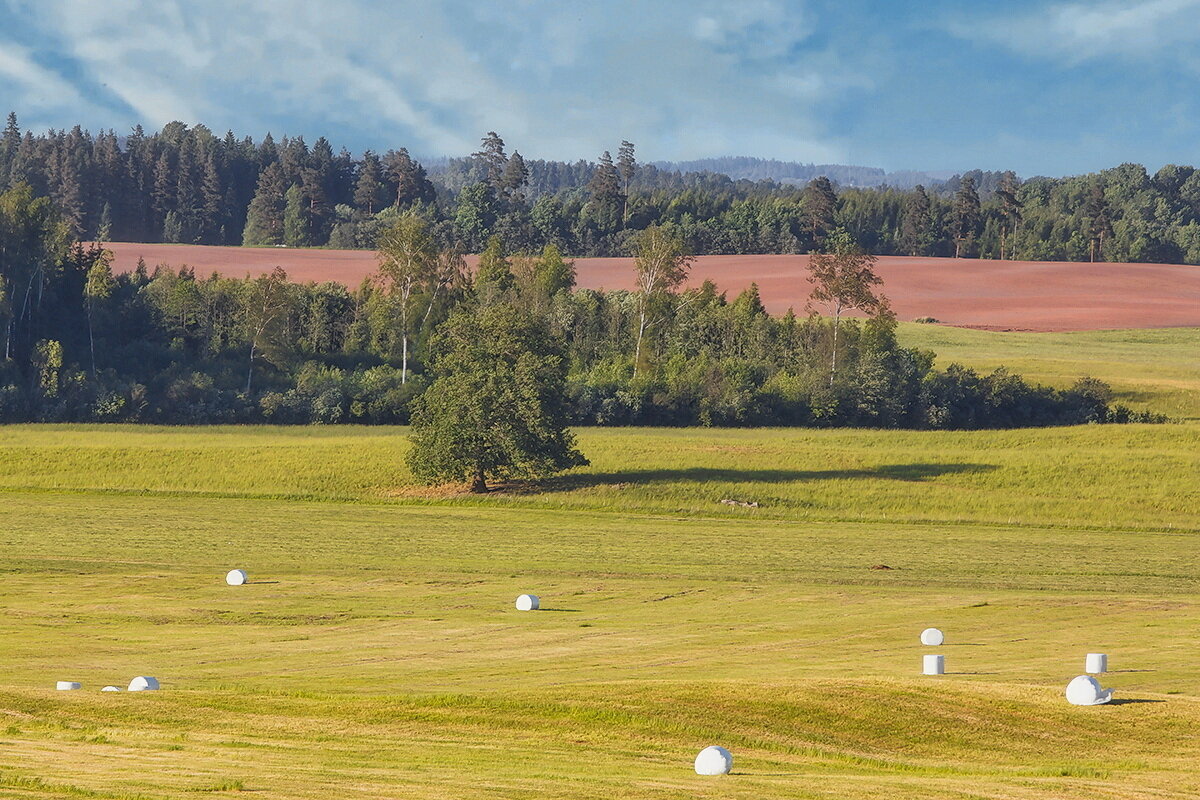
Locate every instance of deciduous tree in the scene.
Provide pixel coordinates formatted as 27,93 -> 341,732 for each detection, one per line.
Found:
407,304 -> 587,492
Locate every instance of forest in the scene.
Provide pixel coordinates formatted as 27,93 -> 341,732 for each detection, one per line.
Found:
0,180 -> 1157,428
2,114 -> 1200,264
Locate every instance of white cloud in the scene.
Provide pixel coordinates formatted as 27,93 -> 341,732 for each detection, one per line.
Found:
0,0 -> 850,162
949,0 -> 1200,64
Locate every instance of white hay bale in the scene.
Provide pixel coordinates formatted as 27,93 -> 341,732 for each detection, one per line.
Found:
226,569 -> 248,586
515,594 -> 540,611
922,654 -> 945,675
1065,675 -> 1113,705
56,681 -> 81,691
101,686 -> 121,692
1085,653 -> 1108,674
127,676 -> 160,692
694,745 -> 733,775
920,627 -> 944,646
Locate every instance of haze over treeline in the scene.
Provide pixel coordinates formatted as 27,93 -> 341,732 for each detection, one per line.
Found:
3,114 -> 1200,264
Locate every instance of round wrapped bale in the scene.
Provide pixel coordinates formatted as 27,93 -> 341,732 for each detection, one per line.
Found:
1065,675 -> 1113,705
920,627 -> 944,646
56,681 -> 81,690
515,594 -> 540,611
128,676 -> 160,692
694,745 -> 733,775
1085,653 -> 1108,674
226,569 -> 248,586
101,686 -> 122,692
922,654 -> 945,675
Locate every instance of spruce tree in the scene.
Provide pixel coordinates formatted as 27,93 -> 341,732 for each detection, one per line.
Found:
283,184 -> 312,247
242,162 -> 287,245
901,185 -> 935,256
501,151 -> 529,202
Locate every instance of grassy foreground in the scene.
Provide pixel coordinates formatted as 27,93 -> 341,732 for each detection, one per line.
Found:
1,423 -> 1199,799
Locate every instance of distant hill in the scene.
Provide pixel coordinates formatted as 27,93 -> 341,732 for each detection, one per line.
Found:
650,157 -> 954,189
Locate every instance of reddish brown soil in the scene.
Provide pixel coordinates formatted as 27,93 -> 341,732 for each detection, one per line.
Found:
102,243 -> 1200,332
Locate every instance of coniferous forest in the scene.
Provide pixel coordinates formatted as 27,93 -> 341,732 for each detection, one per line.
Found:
3,114 -> 1200,263
0,115 -> 1177,426
0,179 -> 1158,427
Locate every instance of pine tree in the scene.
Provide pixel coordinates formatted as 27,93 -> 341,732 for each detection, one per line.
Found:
354,150 -> 386,215
803,176 -> 837,249
617,140 -> 636,225
472,132 -> 507,188
952,176 -> 982,258
1085,181 -> 1112,262
384,148 -> 435,207
995,171 -> 1022,260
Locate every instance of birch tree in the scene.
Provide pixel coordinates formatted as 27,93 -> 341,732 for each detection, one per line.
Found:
375,213 -> 437,383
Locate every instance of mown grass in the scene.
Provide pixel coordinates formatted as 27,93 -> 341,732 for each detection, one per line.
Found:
1,421 -> 1198,798
0,423 -> 1196,531
898,323 -> 1200,420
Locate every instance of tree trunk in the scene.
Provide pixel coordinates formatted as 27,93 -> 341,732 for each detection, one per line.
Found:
87,301 -> 96,377
246,341 -> 256,393
470,466 -> 487,493
633,304 -> 648,378
829,306 -> 841,387
954,238 -> 961,258
401,332 -> 408,384
400,299 -> 409,384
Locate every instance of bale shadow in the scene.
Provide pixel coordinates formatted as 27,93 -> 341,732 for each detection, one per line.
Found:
248,581 -> 280,585
1107,698 -> 1165,705
540,462 -> 997,493
538,608 -> 582,613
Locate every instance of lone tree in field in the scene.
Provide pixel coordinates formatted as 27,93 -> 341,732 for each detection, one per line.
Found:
806,228 -> 891,384
407,305 -> 587,493
630,225 -> 694,377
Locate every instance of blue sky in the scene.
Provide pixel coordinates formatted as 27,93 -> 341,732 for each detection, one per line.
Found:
1,0 -> 1197,176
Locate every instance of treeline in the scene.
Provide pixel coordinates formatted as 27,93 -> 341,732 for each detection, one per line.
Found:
0,183 -> 1159,428
3,114 -> 1200,263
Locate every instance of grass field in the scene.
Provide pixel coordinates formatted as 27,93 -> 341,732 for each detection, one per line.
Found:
898,323 -> 1200,420
1,419 -> 1199,799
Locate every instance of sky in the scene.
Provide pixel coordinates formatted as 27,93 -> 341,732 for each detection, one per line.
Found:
0,0 -> 1197,176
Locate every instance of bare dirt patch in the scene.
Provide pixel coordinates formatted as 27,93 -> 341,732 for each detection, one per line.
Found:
102,243 -> 1200,332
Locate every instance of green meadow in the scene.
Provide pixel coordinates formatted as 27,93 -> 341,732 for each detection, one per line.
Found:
1,327 -> 1198,799
898,323 -> 1200,420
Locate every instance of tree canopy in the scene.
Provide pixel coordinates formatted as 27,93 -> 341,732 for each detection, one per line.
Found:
407,305 -> 587,491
